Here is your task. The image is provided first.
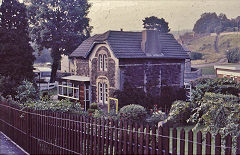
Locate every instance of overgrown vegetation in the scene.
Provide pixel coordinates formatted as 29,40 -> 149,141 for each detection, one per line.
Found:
226,47 -> 240,63
190,52 -> 203,60
166,78 -> 240,138
114,82 -> 186,112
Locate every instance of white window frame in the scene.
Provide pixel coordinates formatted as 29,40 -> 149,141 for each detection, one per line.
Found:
98,82 -> 103,104
58,81 -> 79,100
103,54 -> 107,71
99,54 -> 103,71
98,82 -> 108,105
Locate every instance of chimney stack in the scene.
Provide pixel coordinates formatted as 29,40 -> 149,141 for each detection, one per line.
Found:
141,30 -> 162,56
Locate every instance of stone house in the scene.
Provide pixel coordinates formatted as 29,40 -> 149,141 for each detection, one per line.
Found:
57,30 -> 189,110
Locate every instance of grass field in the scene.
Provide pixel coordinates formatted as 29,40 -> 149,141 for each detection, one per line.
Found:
200,66 -> 216,75
184,32 -> 240,64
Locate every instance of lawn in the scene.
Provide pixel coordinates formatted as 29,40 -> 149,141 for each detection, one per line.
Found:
200,66 -> 216,75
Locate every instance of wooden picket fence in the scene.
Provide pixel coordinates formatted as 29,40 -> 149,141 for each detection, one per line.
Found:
0,101 -> 240,155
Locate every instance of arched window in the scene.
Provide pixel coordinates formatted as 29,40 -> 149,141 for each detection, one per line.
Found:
103,54 -> 108,71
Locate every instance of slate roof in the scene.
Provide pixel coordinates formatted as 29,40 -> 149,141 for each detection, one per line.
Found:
70,30 -> 189,59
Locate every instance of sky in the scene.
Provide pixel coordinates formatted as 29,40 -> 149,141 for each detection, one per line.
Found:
1,0 -> 240,34
88,0 -> 240,34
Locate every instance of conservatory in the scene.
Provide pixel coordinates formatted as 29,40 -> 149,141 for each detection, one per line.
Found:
57,75 -> 91,110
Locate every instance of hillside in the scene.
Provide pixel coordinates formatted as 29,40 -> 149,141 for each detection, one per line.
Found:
182,32 -> 240,65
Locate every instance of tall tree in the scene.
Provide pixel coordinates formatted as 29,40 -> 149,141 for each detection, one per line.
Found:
0,0 -> 35,83
143,16 -> 170,33
27,0 -> 92,82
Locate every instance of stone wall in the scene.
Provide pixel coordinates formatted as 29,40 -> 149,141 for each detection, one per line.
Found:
119,59 -> 185,96
91,46 -> 116,103
76,58 -> 89,77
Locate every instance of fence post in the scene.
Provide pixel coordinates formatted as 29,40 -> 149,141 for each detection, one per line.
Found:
128,121 -> 133,154
158,126 -> 163,155
123,120 -> 128,155
27,109 -> 32,154
139,123 -> 144,154
134,123 -> 138,155
145,124 -> 150,155
151,125 -> 156,155
215,133 -> 221,155
109,119 -> 114,154
114,120 -> 119,154
172,128 -> 177,155
188,130 -> 193,155
206,132 -> 211,155
93,117 -> 97,155
105,119 -> 109,155
118,120 -> 123,154
225,134 -> 232,155
163,125 -> 169,155
236,136 -> 240,155
180,129 -> 185,155
196,131 -> 202,155
89,117 -> 94,155
101,118 -> 105,154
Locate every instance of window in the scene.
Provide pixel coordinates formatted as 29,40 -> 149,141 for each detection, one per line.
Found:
99,83 -> 103,103
98,82 -> 108,104
99,54 -> 103,71
103,54 -> 107,71
99,54 -> 107,71
58,81 -> 79,100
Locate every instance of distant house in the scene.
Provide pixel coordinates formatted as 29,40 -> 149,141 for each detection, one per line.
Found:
214,64 -> 240,83
34,67 -> 51,83
57,30 -> 189,110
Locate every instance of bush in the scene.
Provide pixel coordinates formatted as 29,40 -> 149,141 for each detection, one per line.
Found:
188,93 -> 240,136
226,48 -> 240,63
166,100 -> 194,127
87,103 -> 98,114
190,52 -> 203,60
146,111 -> 166,125
191,78 -> 240,102
118,104 -> 147,122
16,80 -> 39,103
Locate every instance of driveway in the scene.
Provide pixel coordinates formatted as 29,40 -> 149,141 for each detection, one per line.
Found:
0,132 -> 28,155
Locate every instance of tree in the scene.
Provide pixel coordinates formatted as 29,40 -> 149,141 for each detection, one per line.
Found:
193,12 -> 233,34
143,16 -> 170,33
0,0 -> 35,84
27,0 -> 92,82
226,48 -> 240,63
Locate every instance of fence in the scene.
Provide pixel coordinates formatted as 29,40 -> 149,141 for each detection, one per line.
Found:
0,101 -> 240,155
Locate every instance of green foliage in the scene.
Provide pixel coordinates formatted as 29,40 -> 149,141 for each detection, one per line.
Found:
191,78 -> 240,102
190,52 -> 203,60
27,0 -> 92,82
166,100 -> 194,126
146,111 -> 166,125
0,0 -> 35,83
118,104 -> 147,122
226,48 -> 240,63
15,80 -> 39,103
193,12 -> 233,34
87,103 -> 98,114
0,76 -> 17,98
22,98 -> 86,114
188,93 -> 240,136
143,16 -> 170,33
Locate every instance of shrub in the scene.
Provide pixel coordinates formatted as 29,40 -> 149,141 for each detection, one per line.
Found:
226,48 -> 240,63
191,78 -> 240,102
87,103 -> 98,114
166,100 -> 194,127
146,111 -> 166,125
118,104 -> 147,122
190,52 -> 203,60
16,80 -> 39,103
188,93 -> 240,136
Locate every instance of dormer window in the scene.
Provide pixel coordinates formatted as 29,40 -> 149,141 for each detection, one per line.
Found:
99,54 -> 108,71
